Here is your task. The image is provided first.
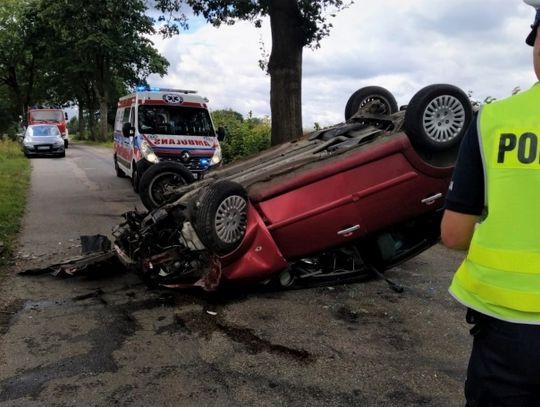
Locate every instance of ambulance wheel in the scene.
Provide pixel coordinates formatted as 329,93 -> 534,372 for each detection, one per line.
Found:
139,162 -> 195,210
404,84 -> 472,152
114,154 -> 126,178
344,86 -> 398,121
191,181 -> 248,255
132,165 -> 140,193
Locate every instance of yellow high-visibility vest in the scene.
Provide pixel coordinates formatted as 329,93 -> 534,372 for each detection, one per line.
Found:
449,83 -> 540,322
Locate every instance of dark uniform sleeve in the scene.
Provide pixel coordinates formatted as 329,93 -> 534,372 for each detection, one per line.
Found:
444,114 -> 485,216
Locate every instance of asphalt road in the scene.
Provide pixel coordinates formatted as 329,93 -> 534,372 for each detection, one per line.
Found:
0,143 -> 470,407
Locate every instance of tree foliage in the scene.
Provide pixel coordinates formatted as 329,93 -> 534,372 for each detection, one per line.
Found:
0,0 -> 169,140
155,0 -> 351,145
156,0 -> 348,47
0,0 -> 44,128
37,0 -> 169,140
212,109 -> 271,162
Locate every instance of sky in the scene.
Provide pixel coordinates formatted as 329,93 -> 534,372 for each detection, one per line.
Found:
145,0 -> 538,130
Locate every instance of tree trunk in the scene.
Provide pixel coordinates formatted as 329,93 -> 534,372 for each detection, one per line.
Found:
77,101 -> 85,139
88,113 -> 97,141
268,0 -> 304,146
94,55 -> 110,141
94,82 -> 109,142
99,93 -> 108,141
24,54 -> 36,111
5,67 -> 25,124
85,89 -> 98,141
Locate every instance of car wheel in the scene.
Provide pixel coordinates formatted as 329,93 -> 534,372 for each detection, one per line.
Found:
114,154 -> 126,178
191,180 -> 248,255
344,86 -> 398,121
59,151 -> 66,158
404,84 -> 472,152
132,164 -> 139,193
139,162 -> 195,210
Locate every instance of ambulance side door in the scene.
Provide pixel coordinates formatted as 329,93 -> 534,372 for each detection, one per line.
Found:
117,106 -> 134,169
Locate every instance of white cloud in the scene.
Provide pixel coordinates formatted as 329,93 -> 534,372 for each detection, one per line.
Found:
147,1 -> 538,130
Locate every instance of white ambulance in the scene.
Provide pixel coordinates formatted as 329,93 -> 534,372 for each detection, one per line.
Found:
113,87 -> 224,190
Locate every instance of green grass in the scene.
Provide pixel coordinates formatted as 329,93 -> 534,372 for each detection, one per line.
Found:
0,140 -> 30,269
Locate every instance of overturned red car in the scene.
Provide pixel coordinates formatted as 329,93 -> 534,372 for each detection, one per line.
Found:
112,84 -> 472,291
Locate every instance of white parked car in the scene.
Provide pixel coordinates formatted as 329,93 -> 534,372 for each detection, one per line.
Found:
21,124 -> 66,158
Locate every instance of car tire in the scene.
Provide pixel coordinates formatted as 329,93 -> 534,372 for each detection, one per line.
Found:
191,180 -> 248,255
139,161 -> 195,210
132,164 -> 140,193
344,86 -> 398,121
114,154 -> 126,178
404,84 -> 472,152
59,151 -> 66,158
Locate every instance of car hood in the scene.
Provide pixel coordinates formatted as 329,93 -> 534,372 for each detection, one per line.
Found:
25,136 -> 62,144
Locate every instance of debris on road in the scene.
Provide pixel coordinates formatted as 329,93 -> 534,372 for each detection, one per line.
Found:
18,235 -> 123,278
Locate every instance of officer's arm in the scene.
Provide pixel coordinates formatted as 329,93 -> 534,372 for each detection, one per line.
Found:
441,210 -> 479,250
441,113 -> 483,251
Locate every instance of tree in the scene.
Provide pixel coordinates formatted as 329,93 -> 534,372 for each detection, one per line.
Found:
0,0 -> 45,123
0,0 -> 170,140
37,0 -> 169,140
155,0 -> 350,145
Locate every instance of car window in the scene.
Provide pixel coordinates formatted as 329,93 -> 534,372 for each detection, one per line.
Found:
114,108 -> 125,132
122,108 -> 130,125
31,126 -> 60,137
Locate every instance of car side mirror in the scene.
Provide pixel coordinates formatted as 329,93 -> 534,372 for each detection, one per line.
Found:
64,112 -> 68,121
217,126 -> 226,141
122,122 -> 134,137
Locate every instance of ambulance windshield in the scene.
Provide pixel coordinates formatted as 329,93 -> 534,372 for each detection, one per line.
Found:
138,105 -> 215,137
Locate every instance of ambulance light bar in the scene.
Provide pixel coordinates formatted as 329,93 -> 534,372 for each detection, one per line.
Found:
135,85 -> 197,94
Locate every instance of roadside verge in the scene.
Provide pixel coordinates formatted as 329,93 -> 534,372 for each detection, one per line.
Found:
0,140 -> 30,273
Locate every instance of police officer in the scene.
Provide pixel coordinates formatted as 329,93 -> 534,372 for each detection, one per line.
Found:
441,2 -> 540,405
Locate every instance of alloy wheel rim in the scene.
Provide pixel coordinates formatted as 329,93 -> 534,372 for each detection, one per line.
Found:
422,95 -> 466,143
214,195 -> 247,244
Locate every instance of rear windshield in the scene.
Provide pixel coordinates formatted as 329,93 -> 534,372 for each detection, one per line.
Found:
138,105 -> 215,137
29,110 -> 63,122
29,126 -> 60,137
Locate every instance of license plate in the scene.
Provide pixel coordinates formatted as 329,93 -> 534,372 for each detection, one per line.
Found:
37,146 -> 50,151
